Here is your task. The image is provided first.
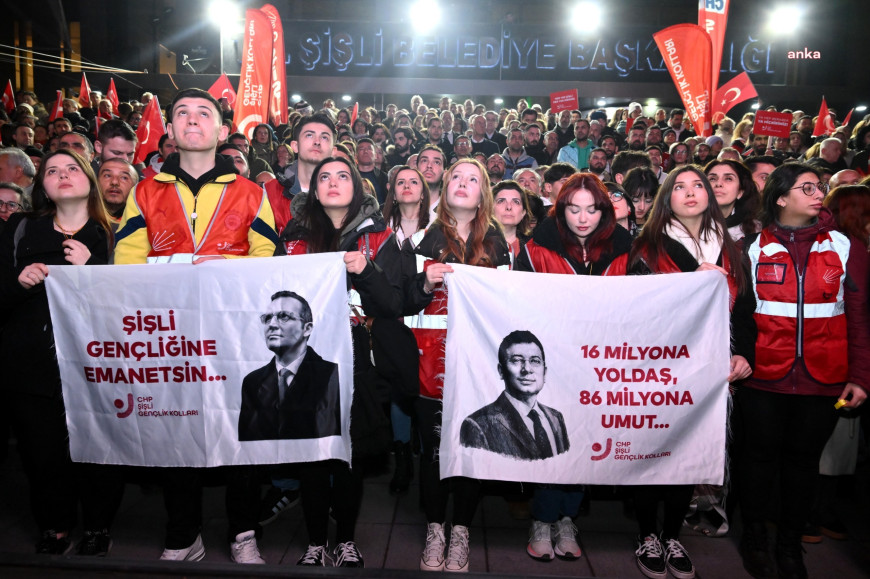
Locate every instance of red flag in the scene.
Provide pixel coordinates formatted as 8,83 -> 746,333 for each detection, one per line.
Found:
840,108 -> 854,129
48,90 -> 64,122
94,116 -> 103,136
2,80 -> 15,114
699,0 -> 730,102
654,24 -> 713,137
812,97 -> 836,138
207,73 -> 237,108
106,78 -> 120,112
350,102 -> 359,127
261,4 -> 288,126
712,72 -> 758,116
235,9 -> 273,139
78,73 -> 92,108
134,95 -> 166,165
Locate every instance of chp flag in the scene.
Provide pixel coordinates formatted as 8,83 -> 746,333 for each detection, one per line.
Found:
261,3 -> 288,127
439,265 -> 730,485
45,254 -> 354,467
235,8 -> 274,140
654,24 -> 713,137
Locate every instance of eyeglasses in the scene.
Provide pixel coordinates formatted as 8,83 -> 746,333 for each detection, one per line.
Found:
0,200 -> 21,211
609,192 -> 624,201
790,182 -> 828,196
259,311 -> 304,325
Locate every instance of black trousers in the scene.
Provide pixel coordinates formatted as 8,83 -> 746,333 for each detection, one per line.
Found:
634,484 -> 695,539
298,459 -> 363,546
415,396 -> 480,526
735,387 -> 839,539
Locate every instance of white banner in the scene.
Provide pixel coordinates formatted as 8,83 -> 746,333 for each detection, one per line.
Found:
440,265 -> 730,485
45,254 -> 353,467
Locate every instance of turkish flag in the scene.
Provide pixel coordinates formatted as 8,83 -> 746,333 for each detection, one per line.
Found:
48,90 -> 64,122
134,95 -> 166,165
235,8 -> 273,139
654,24 -> 713,137
208,73 -> 237,108
78,73 -> 92,108
2,80 -> 15,114
350,102 -> 359,127
699,0 -> 730,102
107,78 -> 120,112
712,72 -> 758,116
812,97 -> 837,137
261,4 -> 288,126
840,108 -> 854,129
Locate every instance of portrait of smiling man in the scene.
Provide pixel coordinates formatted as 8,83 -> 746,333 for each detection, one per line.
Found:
460,330 -> 570,460
238,290 -> 340,441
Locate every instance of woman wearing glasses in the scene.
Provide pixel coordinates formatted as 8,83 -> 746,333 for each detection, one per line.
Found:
0,182 -> 25,232
737,164 -> 869,579
275,156 -> 405,568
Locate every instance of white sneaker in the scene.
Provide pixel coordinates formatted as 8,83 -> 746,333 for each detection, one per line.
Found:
420,522 -> 446,571
230,530 -> 265,564
553,516 -> 582,559
444,524 -> 470,572
160,533 -> 205,561
527,520 -> 554,561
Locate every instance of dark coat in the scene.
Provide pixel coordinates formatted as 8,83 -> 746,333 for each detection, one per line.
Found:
460,392 -> 570,460
238,348 -> 340,441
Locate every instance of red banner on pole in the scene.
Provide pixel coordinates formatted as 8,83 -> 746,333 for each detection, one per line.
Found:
2,80 -> 14,114
48,90 -> 64,122
261,4 -> 288,127
752,110 -> 792,138
208,73 -> 238,108
549,89 -> 579,114
134,95 -> 166,165
698,0 -> 729,100
235,9 -> 273,139
78,73 -> 92,108
107,78 -> 120,112
712,72 -> 758,116
653,24 -> 712,137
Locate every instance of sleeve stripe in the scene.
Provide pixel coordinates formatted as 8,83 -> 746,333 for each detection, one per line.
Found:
251,217 -> 279,245
114,215 -> 146,243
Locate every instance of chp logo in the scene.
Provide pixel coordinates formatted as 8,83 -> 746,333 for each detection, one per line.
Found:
114,393 -> 134,418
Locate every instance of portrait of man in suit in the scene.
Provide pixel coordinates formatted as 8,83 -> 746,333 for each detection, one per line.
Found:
460,330 -> 569,460
238,290 -> 340,441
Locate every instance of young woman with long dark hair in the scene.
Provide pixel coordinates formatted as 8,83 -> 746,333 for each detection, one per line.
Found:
737,165 -> 868,579
406,158 -> 510,573
492,180 -> 533,262
0,149 -> 114,555
275,156 -> 405,567
607,165 -> 756,579
704,159 -> 761,242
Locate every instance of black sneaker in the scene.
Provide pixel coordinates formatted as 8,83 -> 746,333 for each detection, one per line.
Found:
775,537 -> 807,579
77,529 -> 112,557
258,486 -> 300,526
36,530 -> 72,555
333,541 -> 365,568
740,523 -> 776,579
297,544 -> 332,566
634,534 -> 666,579
662,537 -> 695,579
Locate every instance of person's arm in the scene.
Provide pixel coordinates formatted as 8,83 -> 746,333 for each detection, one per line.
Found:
0,214 -> 31,308
350,232 -> 405,319
113,184 -> 151,264
844,236 -> 870,397
244,189 -> 278,258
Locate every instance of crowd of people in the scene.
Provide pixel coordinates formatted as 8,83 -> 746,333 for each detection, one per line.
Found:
1,85 -> 869,579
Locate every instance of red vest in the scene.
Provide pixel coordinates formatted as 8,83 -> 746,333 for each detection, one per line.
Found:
522,241 -> 577,274
136,175 -> 266,258
747,228 -> 850,383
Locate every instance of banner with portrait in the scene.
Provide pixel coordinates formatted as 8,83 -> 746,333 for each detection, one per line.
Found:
440,265 -> 730,485
45,254 -> 353,467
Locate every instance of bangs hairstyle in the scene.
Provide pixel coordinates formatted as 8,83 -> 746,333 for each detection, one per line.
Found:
301,156 -> 367,253
704,159 -> 760,237
760,163 -> 822,228
823,184 -> 870,246
435,158 -> 500,266
383,165 -> 431,233
631,165 -> 746,292
492,180 -> 533,238
552,173 -> 616,264
33,149 -> 114,249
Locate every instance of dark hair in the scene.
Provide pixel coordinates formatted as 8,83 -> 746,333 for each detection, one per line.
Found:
760,163 -> 822,227
552,173 -> 616,264
392,127 -> 414,142
622,168 -> 659,202
301,156 -> 367,252
669,109 -> 685,119
383,165 -> 431,233
227,132 -> 248,144
356,137 -> 375,148
269,290 -> 313,324
605,181 -> 637,233
543,162 -> 577,185
824,184 -> 870,246
417,143 -> 447,166
704,159 -> 760,237
293,113 -> 337,141
168,88 -> 222,121
629,165 -> 746,291
743,155 -> 783,173
97,119 -> 137,145
352,119 -> 370,134
526,193 -> 547,228
498,330 -> 546,368
611,151 -> 652,179
492,180 -> 532,238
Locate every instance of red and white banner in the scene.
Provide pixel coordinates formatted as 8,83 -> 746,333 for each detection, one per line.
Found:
78,73 -> 92,108
752,110 -> 793,139
712,72 -> 757,117
45,255 -> 353,467
261,4 -> 288,127
48,90 -> 64,122
813,97 -> 836,138
106,78 -> 120,113
235,8 -> 273,139
133,95 -> 166,165
1,80 -> 14,114
840,108 -> 854,129
208,72 -> 238,108
654,24 -> 713,137
549,89 -> 579,114
440,266 -> 729,484
698,0 -> 729,100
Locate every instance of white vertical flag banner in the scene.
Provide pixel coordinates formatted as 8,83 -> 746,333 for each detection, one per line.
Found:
45,254 -> 353,467
440,265 -> 730,485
